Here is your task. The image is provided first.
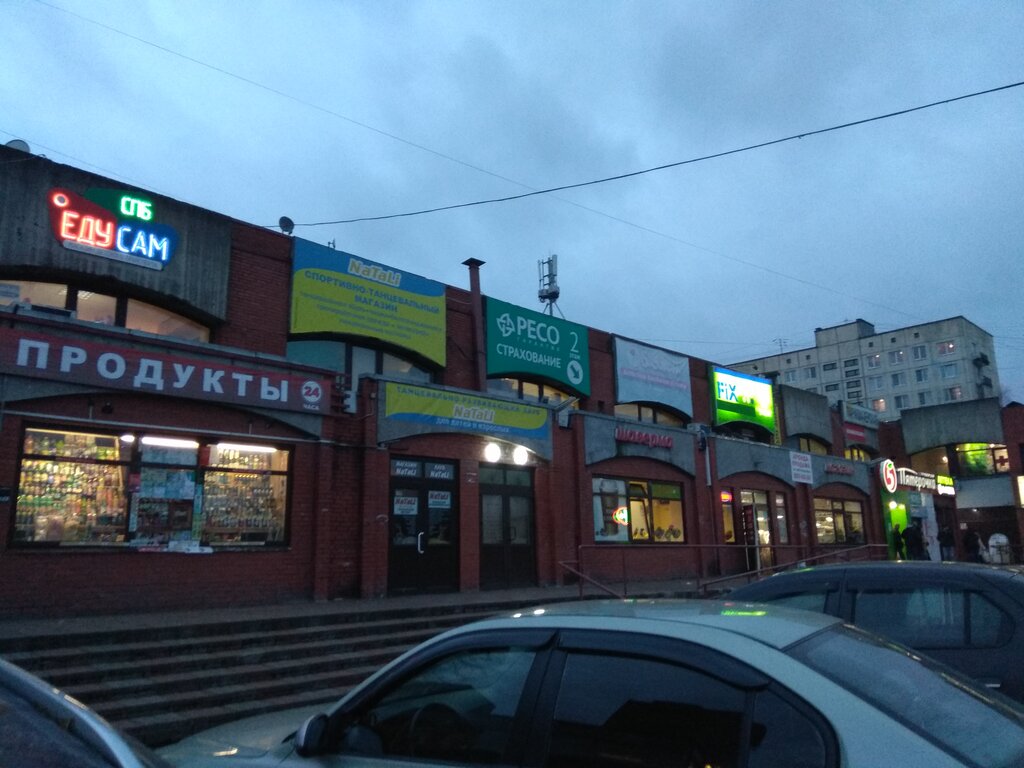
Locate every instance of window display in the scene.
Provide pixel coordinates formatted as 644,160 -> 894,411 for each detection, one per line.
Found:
592,477 -> 684,544
13,428 -> 289,550
814,497 -> 864,545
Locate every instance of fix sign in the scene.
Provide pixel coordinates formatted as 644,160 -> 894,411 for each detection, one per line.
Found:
48,188 -> 179,270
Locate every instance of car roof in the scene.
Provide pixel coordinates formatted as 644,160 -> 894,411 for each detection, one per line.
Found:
744,561 -> 1024,580
451,598 -> 844,650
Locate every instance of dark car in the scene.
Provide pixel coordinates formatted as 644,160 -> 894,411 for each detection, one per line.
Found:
0,657 -> 170,768
727,561 -> 1024,702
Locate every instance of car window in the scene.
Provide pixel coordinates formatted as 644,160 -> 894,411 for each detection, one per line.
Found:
341,646 -> 537,764
789,624 -> 1024,768
852,586 -> 1011,649
543,651 -> 828,768
762,589 -> 832,613
969,591 -> 1014,646
0,686 -> 115,768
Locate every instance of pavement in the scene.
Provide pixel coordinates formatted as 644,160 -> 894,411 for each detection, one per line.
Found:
0,577 -> 702,644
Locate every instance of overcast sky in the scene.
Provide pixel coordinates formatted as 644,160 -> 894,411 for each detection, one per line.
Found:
3,1 -> 1023,401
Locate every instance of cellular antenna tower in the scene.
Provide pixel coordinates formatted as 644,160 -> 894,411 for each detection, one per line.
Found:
538,254 -> 564,318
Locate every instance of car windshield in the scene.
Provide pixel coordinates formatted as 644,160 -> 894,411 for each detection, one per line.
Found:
788,624 -> 1024,768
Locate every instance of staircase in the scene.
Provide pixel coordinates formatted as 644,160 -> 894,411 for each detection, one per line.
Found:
0,596 -> 574,747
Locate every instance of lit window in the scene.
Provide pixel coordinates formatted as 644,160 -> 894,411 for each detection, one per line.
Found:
592,477 -> 684,544
944,386 -> 963,402
937,340 -> 956,356
888,349 -> 905,365
872,398 -> 887,413
866,354 -> 881,369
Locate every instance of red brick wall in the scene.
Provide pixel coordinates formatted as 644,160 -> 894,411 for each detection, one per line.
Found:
214,223 -> 292,355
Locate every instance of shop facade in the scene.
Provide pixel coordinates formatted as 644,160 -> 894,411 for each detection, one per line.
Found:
2,145 -> 914,617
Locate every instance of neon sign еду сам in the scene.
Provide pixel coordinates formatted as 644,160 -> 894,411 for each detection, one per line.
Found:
48,188 -> 178,270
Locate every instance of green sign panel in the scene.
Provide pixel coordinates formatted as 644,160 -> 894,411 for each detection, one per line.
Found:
485,297 -> 590,395
711,366 -> 775,433
290,239 -> 446,366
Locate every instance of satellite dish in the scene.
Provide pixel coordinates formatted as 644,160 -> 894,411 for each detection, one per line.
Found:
278,216 -> 294,235
4,139 -> 30,153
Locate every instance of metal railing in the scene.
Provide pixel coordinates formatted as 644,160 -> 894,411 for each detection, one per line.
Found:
558,543 -> 890,600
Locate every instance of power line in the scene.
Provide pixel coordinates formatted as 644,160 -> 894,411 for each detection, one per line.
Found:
292,79 -> 1024,226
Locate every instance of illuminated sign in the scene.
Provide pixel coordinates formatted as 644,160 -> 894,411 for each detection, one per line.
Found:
720,491 -> 733,504
936,475 -> 956,496
710,367 -> 775,433
612,507 -> 629,526
879,459 -> 898,493
485,297 -> 590,396
48,188 -> 178,270
291,240 -> 446,366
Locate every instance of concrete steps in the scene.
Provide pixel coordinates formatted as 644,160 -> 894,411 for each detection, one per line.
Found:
0,597 -> 544,747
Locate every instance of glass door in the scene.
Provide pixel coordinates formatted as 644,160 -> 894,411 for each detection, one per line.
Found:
388,459 -> 458,594
480,466 -> 535,589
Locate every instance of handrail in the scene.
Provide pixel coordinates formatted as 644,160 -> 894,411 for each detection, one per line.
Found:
557,560 -> 624,599
696,544 -> 889,596
561,543 -> 890,601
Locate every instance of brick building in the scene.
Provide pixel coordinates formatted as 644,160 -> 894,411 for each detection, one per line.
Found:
1,144 -> 1019,617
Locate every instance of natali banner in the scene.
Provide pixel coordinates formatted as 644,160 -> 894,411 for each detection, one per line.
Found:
290,239 -> 446,366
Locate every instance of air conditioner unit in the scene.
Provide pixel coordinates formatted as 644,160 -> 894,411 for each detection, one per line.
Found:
16,302 -> 76,319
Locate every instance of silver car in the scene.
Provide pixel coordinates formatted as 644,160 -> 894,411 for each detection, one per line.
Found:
161,599 -> 1024,768
0,657 -> 170,768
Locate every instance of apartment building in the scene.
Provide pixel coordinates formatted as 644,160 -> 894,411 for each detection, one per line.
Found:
732,318 -> 999,420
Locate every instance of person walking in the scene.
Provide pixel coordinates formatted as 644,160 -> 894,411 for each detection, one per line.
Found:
938,526 -> 956,561
963,529 -> 984,563
892,523 -> 906,559
903,521 -> 927,560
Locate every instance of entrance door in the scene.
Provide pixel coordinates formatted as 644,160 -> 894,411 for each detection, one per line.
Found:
480,465 -> 536,589
740,490 -> 774,570
388,459 -> 458,595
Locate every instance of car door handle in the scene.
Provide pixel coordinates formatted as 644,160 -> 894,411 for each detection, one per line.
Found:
417,532 -> 425,554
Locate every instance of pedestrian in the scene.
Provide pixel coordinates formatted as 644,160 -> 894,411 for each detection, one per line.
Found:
902,521 -> 927,561
938,526 -> 955,561
962,529 -> 984,563
892,523 -> 906,560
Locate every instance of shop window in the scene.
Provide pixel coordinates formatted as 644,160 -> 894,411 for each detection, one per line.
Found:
798,437 -> 828,455
0,280 -> 209,342
910,446 -> 950,476
956,443 -> 1009,477
813,498 -> 864,545
592,477 -> 684,544
845,446 -> 871,461
13,428 -> 289,549
487,377 -> 579,408
75,291 -> 118,325
125,300 -> 208,341
774,492 -> 789,545
614,402 -> 685,426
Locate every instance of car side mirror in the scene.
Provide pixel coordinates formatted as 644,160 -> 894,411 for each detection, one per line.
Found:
294,713 -> 329,757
